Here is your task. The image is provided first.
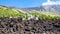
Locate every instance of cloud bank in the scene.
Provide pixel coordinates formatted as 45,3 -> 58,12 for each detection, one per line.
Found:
42,0 -> 60,6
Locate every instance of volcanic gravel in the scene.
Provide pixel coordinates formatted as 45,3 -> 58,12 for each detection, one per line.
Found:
0,17 -> 60,34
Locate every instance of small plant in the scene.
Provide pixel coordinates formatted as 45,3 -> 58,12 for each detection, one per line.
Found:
29,11 -> 40,17
53,16 -> 60,20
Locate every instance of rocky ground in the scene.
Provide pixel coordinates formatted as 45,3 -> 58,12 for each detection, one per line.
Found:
0,17 -> 60,34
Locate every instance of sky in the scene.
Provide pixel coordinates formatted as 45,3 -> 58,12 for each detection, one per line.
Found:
0,0 -> 60,8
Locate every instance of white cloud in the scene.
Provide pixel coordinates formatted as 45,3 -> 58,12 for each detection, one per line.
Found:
42,0 -> 60,6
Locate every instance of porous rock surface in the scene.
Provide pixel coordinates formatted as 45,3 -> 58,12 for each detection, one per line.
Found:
0,17 -> 60,34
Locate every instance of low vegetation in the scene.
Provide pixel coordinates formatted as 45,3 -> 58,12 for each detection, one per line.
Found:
29,11 -> 60,20
0,6 -> 27,19
0,6 -> 60,20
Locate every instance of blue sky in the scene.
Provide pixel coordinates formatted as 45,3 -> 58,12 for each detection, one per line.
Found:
0,0 -> 59,8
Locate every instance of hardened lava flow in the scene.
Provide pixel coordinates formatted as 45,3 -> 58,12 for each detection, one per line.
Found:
0,17 -> 60,34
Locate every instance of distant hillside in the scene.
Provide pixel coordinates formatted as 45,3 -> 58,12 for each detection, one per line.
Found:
23,5 -> 60,14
